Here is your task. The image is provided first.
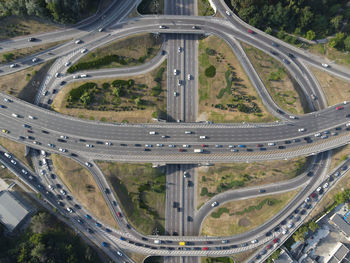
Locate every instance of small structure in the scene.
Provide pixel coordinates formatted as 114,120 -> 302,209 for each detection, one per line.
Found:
0,191 -> 31,232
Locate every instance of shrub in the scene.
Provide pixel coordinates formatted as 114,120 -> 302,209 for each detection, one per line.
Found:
200,187 -> 208,196
68,82 -> 97,102
205,65 -> 216,78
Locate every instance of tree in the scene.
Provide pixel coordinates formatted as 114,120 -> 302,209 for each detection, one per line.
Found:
306,30 -> 316,40
308,221 -> 319,232
205,65 -> 216,78
299,6 -> 313,30
30,212 -> 54,234
3,53 -> 14,62
344,36 -> 350,51
265,27 -> 272,35
31,242 -> 47,262
328,32 -> 345,49
293,225 -> 308,242
330,15 -> 343,31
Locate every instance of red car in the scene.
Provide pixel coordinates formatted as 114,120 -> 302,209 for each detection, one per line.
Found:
256,144 -> 263,147
202,247 -> 209,251
117,212 -> 122,218
27,129 -> 33,133
248,29 -> 254,34
178,149 -> 185,152
201,144 -> 207,147
336,106 -> 343,110
273,238 -> 279,244
266,244 -> 272,249
310,192 -> 317,198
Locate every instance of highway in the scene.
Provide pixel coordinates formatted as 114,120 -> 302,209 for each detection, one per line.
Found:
0,0 -> 350,261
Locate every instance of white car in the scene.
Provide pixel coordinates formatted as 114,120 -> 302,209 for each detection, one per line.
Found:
85,162 -> 92,167
178,47 -> 182,53
187,74 -> 191,80
168,144 -> 175,148
81,48 -> 87,54
321,63 -> 329,68
173,91 -> 177,97
55,72 -> 60,78
31,57 -> 39,63
60,189 -> 66,195
21,169 -> 27,175
65,61 -> 71,67
4,153 -> 11,158
98,28 -> 103,32
73,75 -> 79,79
116,251 -> 123,257
85,144 -> 93,148
316,186 -> 322,192
282,229 -> 288,235
199,136 -> 206,139
58,148 -> 66,152
156,144 -> 163,147
12,113 -> 19,117
298,128 -> 305,132
323,183 -> 329,188
48,185 -> 54,190
211,201 -> 218,207
75,39 -> 82,44
289,115 -> 297,119
251,239 -> 258,244
267,142 -> 275,146
346,123 -> 350,127
183,144 -> 190,148
314,133 -> 321,137
159,25 -> 165,29
288,223 -> 294,228
10,63 -> 17,68
28,115 -> 35,119
173,69 -> 178,75
226,10 -> 231,15
183,172 -> 188,178
185,131 -> 192,134
105,142 -> 112,146
60,135 -> 68,139
177,79 -> 182,86
67,207 -> 73,213
10,159 -> 16,165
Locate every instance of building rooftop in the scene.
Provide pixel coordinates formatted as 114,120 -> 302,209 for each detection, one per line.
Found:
0,191 -> 30,231
330,214 -> 350,237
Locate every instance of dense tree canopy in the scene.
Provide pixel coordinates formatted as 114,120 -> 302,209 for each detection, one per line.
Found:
227,0 -> 350,38
0,0 -> 99,23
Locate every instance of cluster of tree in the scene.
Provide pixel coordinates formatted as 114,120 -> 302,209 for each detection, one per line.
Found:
0,212 -> 102,263
228,0 -> 350,39
293,220 -> 319,242
205,65 -> 216,78
151,67 -> 165,97
67,82 -> 97,106
0,0 -> 99,24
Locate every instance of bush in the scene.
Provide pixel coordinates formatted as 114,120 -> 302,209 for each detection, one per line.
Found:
211,208 -> 229,218
205,65 -> 216,78
151,83 -> 162,96
200,187 -> 209,196
68,54 -> 127,73
205,48 -> 217,56
68,82 -> 97,102
3,52 -> 14,62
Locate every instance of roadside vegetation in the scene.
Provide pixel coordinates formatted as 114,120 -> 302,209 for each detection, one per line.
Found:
0,0 -> 100,24
242,42 -> 308,114
0,40 -> 65,64
228,0 -> 350,41
198,0 -> 215,16
307,42 -> 350,68
0,211 -> 102,263
137,0 -> 164,15
53,62 -> 167,123
198,35 -> 277,123
309,66 -> 350,106
97,162 -> 166,235
51,155 -> 118,229
0,60 -> 54,103
200,190 -> 299,236
197,157 -> 309,207
68,33 -> 163,72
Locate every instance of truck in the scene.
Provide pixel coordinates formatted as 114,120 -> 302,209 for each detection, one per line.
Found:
194,149 -> 203,153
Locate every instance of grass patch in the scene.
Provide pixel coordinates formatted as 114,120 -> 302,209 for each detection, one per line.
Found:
51,155 -> 118,229
198,0 -> 215,16
0,40 -> 65,64
0,137 -> 33,169
307,43 -> 350,69
197,35 -> 277,123
69,33 -> 162,72
197,157 -> 309,206
137,0 -> 164,14
309,66 -> 350,106
52,61 -> 167,123
242,42 -> 309,114
96,162 -> 165,235
0,16 -> 59,40
201,190 -> 299,236
201,257 -> 234,263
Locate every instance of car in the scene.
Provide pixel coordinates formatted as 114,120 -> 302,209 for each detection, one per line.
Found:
98,27 -> 103,32
85,144 -> 93,148
192,25 -> 199,29
81,48 -> 87,53
202,247 -> 209,251
272,42 -> 279,47
173,91 -> 177,97
48,143 -> 55,148
173,69 -> 177,75
116,251 -> 123,256
267,142 -> 275,146
336,106 -> 343,110
0,105 -> 6,108
145,144 -> 152,147
60,189 -> 66,195
159,25 -> 166,29
77,219 -> 83,224
298,128 -> 305,132
101,242 -> 109,247
2,129 -> 9,134
178,47 -> 182,52
322,63 -> 329,68
10,63 -> 18,68
215,144 -> 223,148
247,29 -> 254,34
116,212 -> 122,217
182,144 -> 190,148
283,58 -> 290,64
273,238 -> 279,244
75,39 -> 82,44
321,135 -> 328,139
288,223 -> 294,228
12,113 -> 19,117
85,162 -> 92,167
28,37 -> 36,42
288,53 -> 295,58
10,159 -> 16,165
177,79 -> 182,86
266,244 -> 272,250
168,144 -> 175,148
67,207 -> 73,213
314,133 -> 321,137
251,239 -> 258,244
105,142 -> 112,146
58,148 -> 67,152
259,189 -> 266,193
187,74 -> 191,80
185,131 -> 192,134
231,149 -> 238,152
87,228 -> 93,233
64,61 -> 71,67
95,222 -> 102,227
289,115 -> 297,119
211,201 -> 218,207
21,169 -> 28,175
32,57 -> 39,63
